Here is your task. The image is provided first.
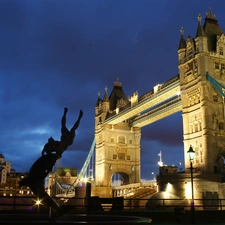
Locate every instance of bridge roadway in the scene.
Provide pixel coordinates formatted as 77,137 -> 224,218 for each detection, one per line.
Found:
105,75 -> 181,127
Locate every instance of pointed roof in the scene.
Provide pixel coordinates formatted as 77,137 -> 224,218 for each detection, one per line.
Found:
103,86 -> 109,102
0,153 -> 4,159
203,8 -> 224,51
108,79 -> 129,111
178,27 -> 186,50
95,91 -> 102,107
196,14 -> 206,37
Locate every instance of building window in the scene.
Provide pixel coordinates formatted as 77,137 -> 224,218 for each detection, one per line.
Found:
129,140 -> 132,144
213,94 -> 218,102
219,47 -> 224,55
194,123 -> 198,132
221,63 -> 225,70
219,122 -> 224,130
110,138 -> 114,143
118,153 -> 125,160
127,155 -> 131,160
113,154 -> 117,160
215,62 -> 219,69
118,135 -> 125,144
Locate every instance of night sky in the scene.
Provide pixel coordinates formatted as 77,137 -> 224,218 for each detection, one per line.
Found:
1,0 -> 224,180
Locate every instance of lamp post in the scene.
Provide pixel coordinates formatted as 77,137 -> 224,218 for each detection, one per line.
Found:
187,146 -> 195,224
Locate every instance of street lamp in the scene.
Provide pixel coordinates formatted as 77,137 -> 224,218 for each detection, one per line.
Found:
151,172 -> 155,180
187,146 -> 195,224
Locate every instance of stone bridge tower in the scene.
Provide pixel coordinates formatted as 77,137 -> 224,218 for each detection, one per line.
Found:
95,81 -> 141,187
178,10 -> 225,176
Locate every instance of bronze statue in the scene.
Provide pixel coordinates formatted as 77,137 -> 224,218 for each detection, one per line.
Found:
20,108 -> 83,221
61,107 -> 83,151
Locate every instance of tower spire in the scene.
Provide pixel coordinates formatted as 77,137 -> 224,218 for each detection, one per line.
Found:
178,27 -> 186,50
196,14 -> 206,37
95,91 -> 102,107
103,86 -> 109,102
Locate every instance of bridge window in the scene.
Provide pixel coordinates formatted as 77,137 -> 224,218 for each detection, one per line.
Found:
118,153 -> 125,160
213,94 -> 218,102
194,123 -> 198,132
221,63 -> 225,70
219,122 -> 224,130
113,154 -> 117,160
110,138 -> 114,143
215,62 -> 219,69
118,135 -> 125,144
199,121 -> 202,130
219,47 -> 224,55
126,155 -> 130,160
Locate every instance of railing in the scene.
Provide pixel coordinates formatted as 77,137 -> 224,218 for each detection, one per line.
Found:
1,196 -> 225,212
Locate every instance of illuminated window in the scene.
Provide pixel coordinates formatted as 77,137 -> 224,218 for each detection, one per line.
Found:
221,63 -> 225,70
219,47 -> 224,55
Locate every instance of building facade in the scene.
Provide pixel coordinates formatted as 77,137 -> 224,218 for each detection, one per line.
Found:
0,153 -> 30,196
95,82 -> 141,187
178,10 -> 225,176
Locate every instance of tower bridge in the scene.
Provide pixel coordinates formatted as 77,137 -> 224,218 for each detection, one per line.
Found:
53,9 -> 225,199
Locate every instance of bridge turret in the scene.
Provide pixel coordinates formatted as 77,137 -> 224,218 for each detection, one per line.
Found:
95,91 -> 102,115
177,27 -> 186,65
95,91 -> 102,127
101,86 -> 110,122
195,14 -> 208,54
178,9 -> 225,175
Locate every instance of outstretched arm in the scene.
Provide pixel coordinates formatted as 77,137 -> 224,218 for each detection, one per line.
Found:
61,107 -> 68,129
71,110 -> 83,131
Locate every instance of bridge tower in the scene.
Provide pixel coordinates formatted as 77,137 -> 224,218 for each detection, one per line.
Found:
178,10 -> 225,175
95,81 -> 141,187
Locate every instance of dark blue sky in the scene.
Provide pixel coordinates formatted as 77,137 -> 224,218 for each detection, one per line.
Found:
0,0 -> 224,180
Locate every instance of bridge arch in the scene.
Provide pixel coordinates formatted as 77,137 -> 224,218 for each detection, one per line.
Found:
110,171 -> 130,186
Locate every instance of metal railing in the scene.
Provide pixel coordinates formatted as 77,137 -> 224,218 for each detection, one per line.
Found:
1,196 -> 225,212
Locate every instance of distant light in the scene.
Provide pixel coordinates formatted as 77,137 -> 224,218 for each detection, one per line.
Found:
166,183 -> 173,193
158,161 -> 163,167
177,91 -> 180,96
35,199 -> 42,205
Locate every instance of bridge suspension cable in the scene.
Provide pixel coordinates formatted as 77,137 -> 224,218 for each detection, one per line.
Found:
51,138 -> 96,196
206,72 -> 225,98
65,138 -> 96,193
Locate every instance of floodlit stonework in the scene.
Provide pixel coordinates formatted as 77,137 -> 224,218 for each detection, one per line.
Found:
95,83 -> 141,187
178,10 -> 225,176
